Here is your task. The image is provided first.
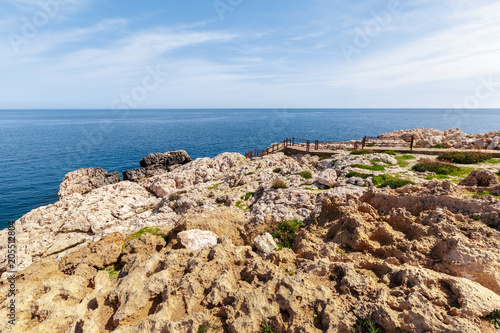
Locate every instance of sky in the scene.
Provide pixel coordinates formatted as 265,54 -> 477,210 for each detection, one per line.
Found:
0,0 -> 500,109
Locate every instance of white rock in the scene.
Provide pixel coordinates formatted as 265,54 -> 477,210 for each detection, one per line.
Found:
177,229 -> 218,251
254,233 -> 278,254
377,154 -> 397,165
487,136 -> 499,150
317,169 -> 337,187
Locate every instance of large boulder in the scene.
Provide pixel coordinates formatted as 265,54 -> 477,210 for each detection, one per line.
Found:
58,167 -> 121,199
140,150 -> 191,168
317,169 -> 338,187
487,136 -> 500,150
123,150 -> 191,181
177,229 -> 218,251
460,170 -> 500,187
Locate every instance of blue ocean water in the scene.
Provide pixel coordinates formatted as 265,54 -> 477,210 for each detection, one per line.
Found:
1,108 -> 499,229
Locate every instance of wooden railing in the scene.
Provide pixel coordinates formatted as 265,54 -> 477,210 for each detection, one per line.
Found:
244,135 -> 416,159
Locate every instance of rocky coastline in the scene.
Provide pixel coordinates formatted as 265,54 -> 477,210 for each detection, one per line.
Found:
1,128 -> 500,333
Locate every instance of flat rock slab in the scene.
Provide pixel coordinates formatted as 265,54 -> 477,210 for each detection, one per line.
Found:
177,229 -> 218,251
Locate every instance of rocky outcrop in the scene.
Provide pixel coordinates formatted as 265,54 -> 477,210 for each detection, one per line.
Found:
58,167 -> 121,199
460,170 -> 500,187
2,145 -> 500,333
140,150 -> 191,168
122,150 -> 191,182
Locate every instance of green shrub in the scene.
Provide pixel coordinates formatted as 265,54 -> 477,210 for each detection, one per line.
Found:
352,163 -> 386,171
271,219 -> 303,249
346,171 -> 374,179
207,183 -> 220,190
412,160 -> 462,175
375,176 -> 415,189
297,170 -> 312,179
197,321 -> 210,333
431,144 -> 447,149
350,149 -> 372,155
271,179 -> 287,189
245,172 -> 254,176
273,167 -> 282,173
169,193 -> 181,201
486,309 -> 500,329
437,151 -> 492,164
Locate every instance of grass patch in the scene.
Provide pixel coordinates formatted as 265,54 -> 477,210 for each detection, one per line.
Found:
260,322 -> 275,333
486,309 -> 500,329
235,201 -> 251,211
271,219 -> 303,250
242,192 -> 254,200
271,179 -> 287,189
372,174 -> 415,189
352,163 -> 386,171
319,155 -> 331,161
207,183 -> 220,190
297,170 -> 312,179
425,174 -> 450,180
486,158 -> 500,165
352,317 -> 381,333
350,149 -> 372,155
273,167 -> 282,173
395,154 -> 415,167
245,172 -> 254,176
106,267 -> 119,282
437,151 -> 492,164
383,150 -> 397,156
123,226 -> 168,246
300,182 -> 313,186
346,171 -> 374,179
431,144 -> 448,149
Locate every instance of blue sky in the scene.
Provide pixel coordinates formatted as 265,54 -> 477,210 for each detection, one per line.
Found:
1,0 -> 499,108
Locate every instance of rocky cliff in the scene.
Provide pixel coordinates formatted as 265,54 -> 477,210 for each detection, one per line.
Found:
1,132 -> 500,333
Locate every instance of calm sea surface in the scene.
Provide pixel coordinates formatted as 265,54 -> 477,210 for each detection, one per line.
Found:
1,108 -> 499,229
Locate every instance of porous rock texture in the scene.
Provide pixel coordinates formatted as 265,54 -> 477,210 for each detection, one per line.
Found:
58,167 -> 121,199
460,169 -> 500,187
1,149 -> 500,333
123,150 -> 191,182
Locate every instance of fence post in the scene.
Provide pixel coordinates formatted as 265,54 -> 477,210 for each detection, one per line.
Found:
292,137 -> 295,145
410,135 -> 414,151
315,140 -> 318,150
362,136 -> 366,149
306,140 -> 310,152
354,142 -> 358,150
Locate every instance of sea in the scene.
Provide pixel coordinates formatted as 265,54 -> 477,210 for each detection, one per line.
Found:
1,108 -> 499,230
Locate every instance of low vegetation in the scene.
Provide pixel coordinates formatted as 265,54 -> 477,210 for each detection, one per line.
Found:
271,219 -> 303,249
124,226 -> 167,244
395,154 -> 415,167
373,174 -> 415,189
346,171 -> 374,179
350,149 -> 372,155
207,183 -> 220,190
352,163 -> 386,172
437,151 -> 492,164
412,159 -> 462,175
486,309 -> 500,329
242,192 -> 254,200
273,167 -> 282,173
271,179 -> 287,189
431,144 -> 448,149
260,322 -> 275,333
197,321 -> 211,333
383,150 -> 397,155
352,317 -> 381,333
297,170 -> 313,179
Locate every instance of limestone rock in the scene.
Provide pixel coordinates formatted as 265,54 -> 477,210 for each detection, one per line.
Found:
317,169 -> 337,187
460,170 -> 500,187
487,136 -> 500,150
253,233 -> 278,254
140,150 -> 191,168
177,229 -> 218,251
58,167 -> 121,199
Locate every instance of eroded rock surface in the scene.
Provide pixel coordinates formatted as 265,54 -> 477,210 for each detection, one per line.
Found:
58,167 -> 121,199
